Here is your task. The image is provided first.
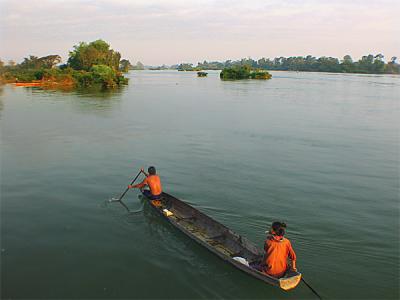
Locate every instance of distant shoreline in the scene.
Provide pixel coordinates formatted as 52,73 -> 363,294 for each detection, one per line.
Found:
144,69 -> 400,76
147,55 -> 400,75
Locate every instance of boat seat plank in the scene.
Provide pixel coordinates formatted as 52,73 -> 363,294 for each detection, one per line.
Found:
208,233 -> 226,240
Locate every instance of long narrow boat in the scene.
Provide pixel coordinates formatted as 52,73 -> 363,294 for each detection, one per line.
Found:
146,192 -> 302,290
13,82 -> 42,87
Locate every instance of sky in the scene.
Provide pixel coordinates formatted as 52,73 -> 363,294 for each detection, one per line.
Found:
1,0 -> 399,65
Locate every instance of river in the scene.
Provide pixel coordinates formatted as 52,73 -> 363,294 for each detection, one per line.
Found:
1,70 -> 399,299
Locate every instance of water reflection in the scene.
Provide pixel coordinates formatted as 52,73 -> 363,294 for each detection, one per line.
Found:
30,85 -> 125,98
74,85 -> 126,99
28,85 -> 127,114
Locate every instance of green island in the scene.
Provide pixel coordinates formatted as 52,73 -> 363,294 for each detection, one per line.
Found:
197,71 -> 208,77
220,65 -> 272,80
0,40 -> 129,89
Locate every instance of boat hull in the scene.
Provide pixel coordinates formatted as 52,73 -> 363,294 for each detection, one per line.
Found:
145,192 -> 301,290
14,82 -> 42,87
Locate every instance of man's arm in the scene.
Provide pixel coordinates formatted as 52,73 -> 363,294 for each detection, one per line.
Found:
128,177 -> 147,189
288,241 -> 297,271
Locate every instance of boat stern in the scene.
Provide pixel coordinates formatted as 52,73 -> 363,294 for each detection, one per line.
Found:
279,271 -> 302,291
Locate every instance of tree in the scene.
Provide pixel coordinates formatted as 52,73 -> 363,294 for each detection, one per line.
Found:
372,54 -> 385,73
119,59 -> 132,72
8,60 -> 16,67
356,54 -> 374,73
40,55 -> 61,68
385,56 -> 400,74
20,56 -> 40,69
342,55 -> 353,64
315,56 -> 340,72
19,55 -> 61,69
341,55 -> 354,73
177,63 -> 193,71
67,40 -> 121,71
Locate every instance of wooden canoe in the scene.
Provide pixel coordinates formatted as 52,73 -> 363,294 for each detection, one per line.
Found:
145,192 -> 302,290
14,82 -> 42,87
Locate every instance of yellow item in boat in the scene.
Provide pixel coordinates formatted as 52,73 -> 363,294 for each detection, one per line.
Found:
163,209 -> 173,217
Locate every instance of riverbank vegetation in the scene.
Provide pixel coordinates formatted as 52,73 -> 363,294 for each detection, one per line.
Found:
220,65 -> 272,80
177,63 -> 202,71
170,54 -> 399,74
0,40 -> 129,89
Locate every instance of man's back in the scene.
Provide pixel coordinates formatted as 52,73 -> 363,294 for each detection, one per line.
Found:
264,236 -> 296,277
145,174 -> 162,196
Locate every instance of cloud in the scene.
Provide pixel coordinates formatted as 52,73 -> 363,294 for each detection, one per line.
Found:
0,0 -> 399,64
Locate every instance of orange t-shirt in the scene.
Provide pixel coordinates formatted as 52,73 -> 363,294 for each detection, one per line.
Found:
135,175 -> 162,196
263,236 -> 296,278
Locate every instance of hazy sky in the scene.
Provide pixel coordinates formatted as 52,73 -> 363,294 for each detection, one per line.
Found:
1,0 -> 399,65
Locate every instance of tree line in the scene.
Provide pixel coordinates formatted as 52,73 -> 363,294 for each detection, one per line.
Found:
175,54 -> 399,74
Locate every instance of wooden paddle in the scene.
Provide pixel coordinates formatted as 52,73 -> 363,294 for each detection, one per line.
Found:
109,169 -> 144,212
301,277 -> 323,299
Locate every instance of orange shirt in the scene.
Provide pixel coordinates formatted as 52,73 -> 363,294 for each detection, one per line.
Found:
263,235 -> 296,278
135,175 -> 162,196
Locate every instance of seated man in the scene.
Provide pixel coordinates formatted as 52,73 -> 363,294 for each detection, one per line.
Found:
128,166 -> 163,200
262,221 -> 297,278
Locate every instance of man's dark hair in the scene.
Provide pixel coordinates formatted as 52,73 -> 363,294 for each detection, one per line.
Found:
271,221 -> 286,236
148,166 -> 156,175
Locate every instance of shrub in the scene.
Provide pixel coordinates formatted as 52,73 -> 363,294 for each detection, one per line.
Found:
220,65 -> 251,80
72,70 -> 94,87
249,70 -> 272,79
15,69 -> 39,82
220,65 -> 271,80
91,64 -> 117,87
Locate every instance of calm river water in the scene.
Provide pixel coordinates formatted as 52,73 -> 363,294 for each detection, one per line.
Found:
1,71 -> 399,299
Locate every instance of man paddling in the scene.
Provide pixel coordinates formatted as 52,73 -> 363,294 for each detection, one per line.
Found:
262,221 -> 297,278
128,166 -> 162,200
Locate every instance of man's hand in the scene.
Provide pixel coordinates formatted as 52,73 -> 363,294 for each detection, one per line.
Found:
291,262 -> 297,271
141,167 -> 149,177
